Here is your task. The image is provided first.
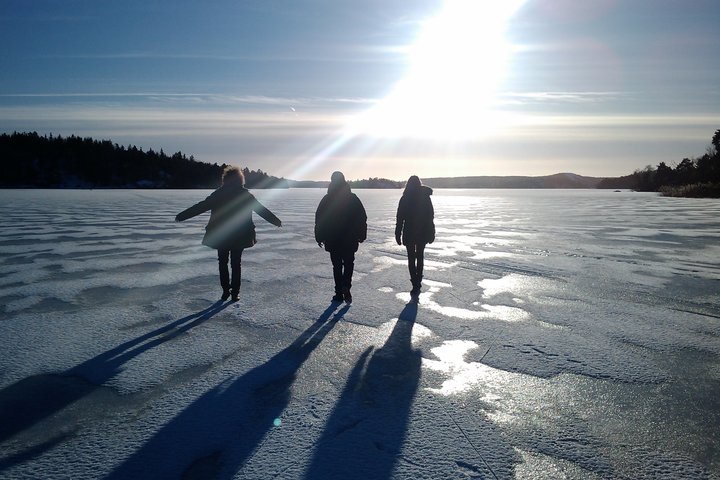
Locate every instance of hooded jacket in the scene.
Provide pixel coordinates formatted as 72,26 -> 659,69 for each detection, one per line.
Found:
176,181 -> 281,250
395,185 -> 435,246
315,180 -> 367,252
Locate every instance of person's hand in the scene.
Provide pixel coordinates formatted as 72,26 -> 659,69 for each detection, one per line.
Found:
175,215 -> 182,222
395,235 -> 401,245
276,220 -> 282,227
317,242 -> 323,248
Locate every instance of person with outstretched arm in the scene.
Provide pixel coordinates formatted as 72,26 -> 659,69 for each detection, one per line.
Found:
175,166 -> 281,302
315,171 -> 367,304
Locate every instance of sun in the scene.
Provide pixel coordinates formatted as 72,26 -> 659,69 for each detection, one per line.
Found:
354,0 -> 526,140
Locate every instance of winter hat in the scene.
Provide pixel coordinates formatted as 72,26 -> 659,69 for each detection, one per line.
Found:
331,171 -> 346,184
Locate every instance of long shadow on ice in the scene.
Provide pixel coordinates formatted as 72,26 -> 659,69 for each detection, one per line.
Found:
105,302 -> 349,480
303,302 -> 421,479
0,300 -> 231,462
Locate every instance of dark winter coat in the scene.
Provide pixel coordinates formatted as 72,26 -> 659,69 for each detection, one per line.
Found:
176,182 -> 281,250
315,182 -> 367,253
395,185 -> 435,246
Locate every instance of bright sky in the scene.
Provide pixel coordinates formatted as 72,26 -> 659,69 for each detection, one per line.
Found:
1,0 -> 719,181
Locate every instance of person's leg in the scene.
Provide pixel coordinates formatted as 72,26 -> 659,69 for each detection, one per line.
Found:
217,248 -> 231,299
330,250 -> 344,300
415,243 -> 426,289
406,244 -> 418,288
341,250 -> 355,301
230,248 -> 243,300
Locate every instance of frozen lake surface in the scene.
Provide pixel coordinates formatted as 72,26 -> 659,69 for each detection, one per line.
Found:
0,188 -> 719,479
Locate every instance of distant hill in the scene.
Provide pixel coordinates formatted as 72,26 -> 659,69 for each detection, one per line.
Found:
293,173 -> 608,189
286,180 -> 329,188
421,172 -> 605,189
596,174 -> 638,190
288,178 -> 403,189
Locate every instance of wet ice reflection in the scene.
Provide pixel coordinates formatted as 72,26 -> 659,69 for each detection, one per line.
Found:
396,280 -> 529,322
426,237 -> 513,258
513,448 -> 605,480
470,251 -> 514,260
424,340 -> 516,396
478,274 -> 545,300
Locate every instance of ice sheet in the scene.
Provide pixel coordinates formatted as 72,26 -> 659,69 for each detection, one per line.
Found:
0,188 -> 718,479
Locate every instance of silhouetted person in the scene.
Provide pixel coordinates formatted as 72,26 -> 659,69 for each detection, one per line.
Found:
395,175 -> 434,297
315,171 -> 367,303
175,166 -> 281,301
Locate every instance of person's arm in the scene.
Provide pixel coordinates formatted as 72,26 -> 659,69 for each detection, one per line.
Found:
356,196 -> 367,243
314,197 -> 325,246
175,194 -> 215,222
428,197 -> 435,243
395,197 -> 405,245
251,196 -> 282,227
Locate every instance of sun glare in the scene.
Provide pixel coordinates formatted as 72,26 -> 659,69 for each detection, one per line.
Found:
290,0 -> 527,179
354,0 -> 526,140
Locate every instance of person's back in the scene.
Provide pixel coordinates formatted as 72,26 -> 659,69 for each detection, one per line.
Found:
397,184 -> 434,246
315,171 -> 367,303
396,176 -> 434,297
315,180 -> 366,252
202,181 -> 259,250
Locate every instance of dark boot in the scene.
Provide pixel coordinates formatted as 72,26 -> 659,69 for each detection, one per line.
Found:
331,282 -> 344,302
410,275 -> 422,296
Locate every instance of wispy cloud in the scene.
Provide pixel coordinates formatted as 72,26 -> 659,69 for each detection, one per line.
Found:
0,104 -> 345,137
500,91 -> 623,105
33,49 -> 399,63
34,52 -> 263,61
0,92 -> 378,108
0,93 -> 207,98
526,113 -> 720,128
3,102 -> 717,141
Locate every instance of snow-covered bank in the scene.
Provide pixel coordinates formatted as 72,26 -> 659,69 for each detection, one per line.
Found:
1,189 -> 719,479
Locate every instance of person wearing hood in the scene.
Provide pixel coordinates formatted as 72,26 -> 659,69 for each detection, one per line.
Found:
315,171 -> 367,303
395,175 -> 435,296
175,166 -> 282,302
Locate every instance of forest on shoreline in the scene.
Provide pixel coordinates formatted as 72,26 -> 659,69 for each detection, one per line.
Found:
0,132 -> 286,189
597,129 -> 720,197
1,131 -> 718,197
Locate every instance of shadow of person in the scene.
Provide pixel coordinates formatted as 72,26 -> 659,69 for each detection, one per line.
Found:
303,301 -> 421,479
105,303 -> 349,480
0,300 -> 232,468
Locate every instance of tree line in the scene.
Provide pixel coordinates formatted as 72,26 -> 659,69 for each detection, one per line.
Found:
0,132 -> 288,189
598,129 -> 720,197
4,130 -> 719,195
349,177 -> 403,189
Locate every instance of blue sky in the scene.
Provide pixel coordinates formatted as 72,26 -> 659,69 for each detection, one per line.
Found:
2,0 -> 719,180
